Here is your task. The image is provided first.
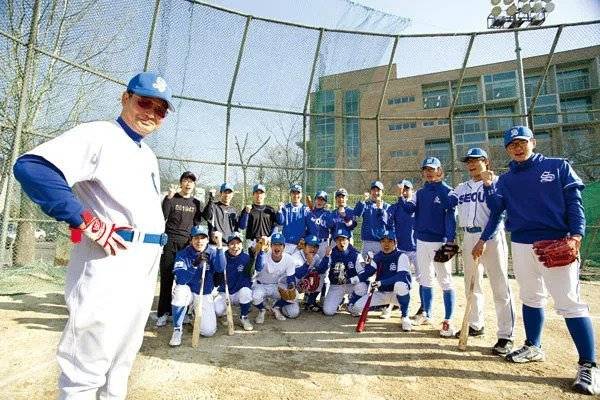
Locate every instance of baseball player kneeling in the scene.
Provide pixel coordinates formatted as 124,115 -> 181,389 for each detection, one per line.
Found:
292,235 -> 323,312
318,228 -> 375,316
169,227 -> 225,346
252,233 -> 301,323
349,230 -> 413,331
483,125 -> 599,395
214,232 -> 255,331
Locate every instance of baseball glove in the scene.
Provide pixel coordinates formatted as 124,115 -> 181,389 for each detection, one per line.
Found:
256,237 -> 270,253
278,286 -> 297,302
433,243 -> 460,263
533,238 -> 579,268
297,271 -> 321,293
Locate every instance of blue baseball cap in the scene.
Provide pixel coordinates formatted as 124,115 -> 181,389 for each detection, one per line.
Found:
190,225 -> 208,237
226,232 -> 242,244
290,184 -> 302,193
127,72 -> 175,112
421,157 -> 441,169
252,183 -> 266,193
398,179 -> 413,188
315,191 -> 328,201
334,228 -> 350,239
370,180 -> 384,190
303,235 -> 320,247
461,147 -> 488,162
504,125 -> 534,147
335,188 -> 348,197
380,230 -> 396,241
270,232 -> 285,245
220,182 -> 233,193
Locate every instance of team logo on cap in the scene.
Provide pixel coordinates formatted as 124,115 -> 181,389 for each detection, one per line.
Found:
540,171 -> 555,183
510,128 -> 519,137
153,77 -> 167,92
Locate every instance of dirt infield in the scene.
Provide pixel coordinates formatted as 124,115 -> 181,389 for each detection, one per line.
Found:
1,276 -> 599,399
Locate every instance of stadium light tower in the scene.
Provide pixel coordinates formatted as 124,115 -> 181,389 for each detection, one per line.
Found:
487,0 -> 556,126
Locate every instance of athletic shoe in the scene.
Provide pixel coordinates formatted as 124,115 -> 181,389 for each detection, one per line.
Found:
410,305 -> 424,320
255,309 -> 266,324
573,362 -> 600,395
156,314 -> 168,327
273,307 -> 287,321
492,339 -> 514,356
505,341 -> 545,363
412,313 -> 430,326
240,316 -> 254,331
169,329 -> 182,347
401,317 -> 412,332
440,320 -> 456,338
454,326 -> 485,338
380,305 -> 393,319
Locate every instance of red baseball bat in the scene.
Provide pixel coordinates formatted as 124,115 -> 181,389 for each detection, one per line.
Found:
356,253 -> 378,333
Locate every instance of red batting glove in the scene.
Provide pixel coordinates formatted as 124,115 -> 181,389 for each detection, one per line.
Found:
71,210 -> 131,256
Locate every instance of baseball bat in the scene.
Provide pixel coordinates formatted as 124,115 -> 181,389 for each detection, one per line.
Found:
458,256 -> 479,351
223,266 -> 235,336
192,259 -> 208,348
356,254 -> 378,333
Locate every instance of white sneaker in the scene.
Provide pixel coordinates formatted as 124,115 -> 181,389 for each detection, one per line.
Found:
573,362 -> 600,395
440,320 -> 456,338
380,305 -> 393,319
240,316 -> 254,331
156,314 -> 168,327
505,342 -> 545,363
413,313 -> 430,326
169,329 -> 182,347
273,307 -> 287,321
401,317 -> 412,332
256,309 -> 266,324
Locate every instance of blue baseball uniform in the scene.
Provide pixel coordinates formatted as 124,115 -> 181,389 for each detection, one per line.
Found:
214,251 -> 254,320
354,199 -> 389,256
276,203 -> 311,252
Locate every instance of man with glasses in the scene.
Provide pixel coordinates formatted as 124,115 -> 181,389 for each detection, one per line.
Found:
14,72 -> 173,398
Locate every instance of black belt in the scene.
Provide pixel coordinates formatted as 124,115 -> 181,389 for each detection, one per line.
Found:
463,227 -> 482,233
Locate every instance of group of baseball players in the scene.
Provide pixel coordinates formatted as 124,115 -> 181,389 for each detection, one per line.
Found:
13,71 -> 599,398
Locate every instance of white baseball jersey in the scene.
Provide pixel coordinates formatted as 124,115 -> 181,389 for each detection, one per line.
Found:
448,178 -> 502,230
291,249 -> 322,270
255,252 -> 300,284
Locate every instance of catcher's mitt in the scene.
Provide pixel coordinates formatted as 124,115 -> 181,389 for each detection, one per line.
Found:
255,237 -> 270,253
433,243 -> 460,263
278,286 -> 297,302
533,238 -> 579,268
297,271 -> 320,293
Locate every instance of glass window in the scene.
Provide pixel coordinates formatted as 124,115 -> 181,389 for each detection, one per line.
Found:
557,69 -> 590,93
389,122 -> 417,131
527,94 -> 558,126
486,106 -> 515,132
525,75 -> 549,97
423,120 -> 435,127
344,91 -> 360,168
451,83 -> 479,105
314,90 -> 335,113
485,71 -> 516,100
561,97 -> 592,124
388,95 -> 415,105
425,141 -> 451,165
423,87 -> 450,109
390,149 -> 419,158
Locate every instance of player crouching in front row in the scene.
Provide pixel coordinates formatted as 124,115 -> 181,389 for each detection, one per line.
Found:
292,235 -> 323,312
214,232 -> 255,331
318,228 -> 374,316
169,227 -> 225,346
349,230 -> 412,332
253,233 -> 300,323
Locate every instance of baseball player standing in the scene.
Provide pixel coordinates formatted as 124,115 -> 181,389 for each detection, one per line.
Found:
204,183 -> 240,246
276,184 -> 311,254
483,126 -> 599,395
354,180 -> 390,257
448,147 -> 516,355
156,171 -> 204,327
326,188 -> 358,240
13,72 -> 173,398
307,190 -> 331,258
169,227 -> 225,346
397,157 -> 458,337
238,183 -> 277,252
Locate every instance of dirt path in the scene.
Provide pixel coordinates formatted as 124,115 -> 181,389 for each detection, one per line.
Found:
1,277 -> 599,399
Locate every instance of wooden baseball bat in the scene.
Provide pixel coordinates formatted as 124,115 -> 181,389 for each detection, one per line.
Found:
458,256 -> 479,351
192,259 -> 207,348
356,254 -> 378,333
223,266 -> 235,336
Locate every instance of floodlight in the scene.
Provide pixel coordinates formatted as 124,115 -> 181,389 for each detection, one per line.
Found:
491,6 -> 502,16
507,4 -> 518,16
491,0 -> 501,5
529,12 -> 545,25
545,2 -> 555,13
532,2 -> 543,13
503,0 -> 514,4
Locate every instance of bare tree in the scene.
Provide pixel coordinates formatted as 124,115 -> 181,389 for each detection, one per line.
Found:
235,133 -> 270,206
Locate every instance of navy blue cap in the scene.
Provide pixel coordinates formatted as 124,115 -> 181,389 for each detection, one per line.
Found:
303,235 -> 320,247
461,147 -> 488,162
504,125 -> 534,147
315,191 -> 328,201
398,179 -> 413,188
190,225 -> 208,237
226,232 -> 242,243
180,171 -> 196,182
335,188 -> 348,197
127,72 -> 175,112
370,180 -> 384,190
421,157 -> 441,169
380,230 -> 396,241
270,232 -> 285,245
220,182 -> 233,192
289,184 -> 302,193
334,228 -> 350,239
252,183 -> 266,193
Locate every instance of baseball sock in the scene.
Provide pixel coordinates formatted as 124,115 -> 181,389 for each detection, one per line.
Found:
171,305 -> 186,329
240,302 -> 251,318
422,286 -> 433,317
566,317 -> 596,365
522,304 -> 544,347
274,299 -> 287,309
396,294 -> 410,317
255,302 -> 265,310
307,292 -> 319,305
443,289 -> 455,320
419,285 -> 424,308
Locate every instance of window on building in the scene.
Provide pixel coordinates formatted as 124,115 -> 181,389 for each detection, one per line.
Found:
389,122 -> 417,131
423,87 -> 450,109
424,140 -> 451,165
561,97 -> 592,124
344,90 -> 360,168
451,83 -> 479,105
454,110 -> 486,157
390,149 -> 419,158
423,120 -> 435,127
484,71 -> 517,100
525,75 -> 548,97
314,90 -> 335,113
563,128 -> 594,161
388,95 -> 415,105
486,106 -> 515,132
527,94 -> 558,126
437,118 -> 449,125
557,68 -> 590,93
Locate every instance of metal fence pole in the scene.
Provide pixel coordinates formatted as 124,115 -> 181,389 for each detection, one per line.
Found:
302,28 -> 324,194
224,16 -> 252,182
143,0 -> 162,71
514,30 -> 529,127
374,36 -> 399,182
0,0 -> 42,260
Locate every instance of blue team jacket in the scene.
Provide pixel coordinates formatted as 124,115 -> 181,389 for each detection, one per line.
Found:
173,245 -> 226,294
354,200 -> 389,241
218,251 -> 253,294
